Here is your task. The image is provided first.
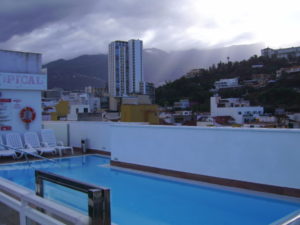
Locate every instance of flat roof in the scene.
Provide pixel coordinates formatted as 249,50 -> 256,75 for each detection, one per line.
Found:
0,49 -> 41,55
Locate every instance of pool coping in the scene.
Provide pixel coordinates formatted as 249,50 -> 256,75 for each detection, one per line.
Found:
0,152 -> 110,166
111,160 -> 300,199
109,163 -> 300,205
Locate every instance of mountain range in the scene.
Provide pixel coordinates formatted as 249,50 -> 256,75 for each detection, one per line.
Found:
44,43 -> 265,90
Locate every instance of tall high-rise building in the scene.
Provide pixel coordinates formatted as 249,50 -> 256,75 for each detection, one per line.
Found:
108,40 -> 128,97
108,39 -> 143,97
128,40 -> 143,93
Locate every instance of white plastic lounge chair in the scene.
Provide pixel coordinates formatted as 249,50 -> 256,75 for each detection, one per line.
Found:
24,132 -> 56,156
41,129 -> 74,156
6,133 -> 38,158
0,135 -> 17,159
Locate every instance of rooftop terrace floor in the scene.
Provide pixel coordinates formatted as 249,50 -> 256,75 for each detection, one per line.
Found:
0,148 -> 106,164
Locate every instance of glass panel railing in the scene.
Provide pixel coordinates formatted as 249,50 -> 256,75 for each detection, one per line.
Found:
35,170 -> 111,225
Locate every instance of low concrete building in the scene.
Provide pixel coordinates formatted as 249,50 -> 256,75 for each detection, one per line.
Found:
121,104 -> 159,124
210,96 -> 263,124
276,66 -> 300,78
261,46 -> 300,59
214,77 -> 239,90
174,99 -> 190,109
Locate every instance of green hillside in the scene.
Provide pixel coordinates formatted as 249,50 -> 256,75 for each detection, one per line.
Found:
155,55 -> 300,113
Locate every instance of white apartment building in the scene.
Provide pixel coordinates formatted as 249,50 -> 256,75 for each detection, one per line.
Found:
108,41 -> 128,97
67,104 -> 90,121
128,40 -> 143,93
61,92 -> 99,111
61,91 -> 100,121
108,39 -> 144,97
210,96 -> 263,124
174,99 -> 190,109
276,66 -> 300,78
214,77 -> 239,90
261,46 -> 300,59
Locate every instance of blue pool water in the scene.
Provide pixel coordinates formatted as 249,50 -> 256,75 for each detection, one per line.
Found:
0,155 -> 299,225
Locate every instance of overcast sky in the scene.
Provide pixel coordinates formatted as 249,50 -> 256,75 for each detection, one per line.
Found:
1,0 -> 300,63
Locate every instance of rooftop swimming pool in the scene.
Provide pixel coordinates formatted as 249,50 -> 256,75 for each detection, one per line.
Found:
0,155 -> 299,225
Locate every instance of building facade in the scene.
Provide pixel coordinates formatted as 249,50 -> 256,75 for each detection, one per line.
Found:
108,39 -> 144,97
128,40 -> 143,93
210,96 -> 263,124
214,77 -> 239,90
108,41 -> 129,97
139,81 -> 155,101
0,50 -> 47,133
261,46 -> 300,59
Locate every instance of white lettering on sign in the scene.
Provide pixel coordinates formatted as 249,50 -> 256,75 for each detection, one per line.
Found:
0,72 -> 47,90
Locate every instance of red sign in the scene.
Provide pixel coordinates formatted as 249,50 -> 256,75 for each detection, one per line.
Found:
0,126 -> 12,131
0,99 -> 11,103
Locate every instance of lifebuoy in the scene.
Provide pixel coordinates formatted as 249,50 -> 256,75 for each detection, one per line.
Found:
20,107 -> 36,123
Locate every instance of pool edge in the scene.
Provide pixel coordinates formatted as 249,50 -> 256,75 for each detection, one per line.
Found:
111,160 -> 300,198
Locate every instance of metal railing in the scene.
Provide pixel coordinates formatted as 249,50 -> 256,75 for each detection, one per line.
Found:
35,170 -> 111,225
270,210 -> 300,225
0,177 -> 89,225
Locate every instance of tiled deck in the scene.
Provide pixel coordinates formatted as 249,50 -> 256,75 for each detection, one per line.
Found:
0,148 -> 108,164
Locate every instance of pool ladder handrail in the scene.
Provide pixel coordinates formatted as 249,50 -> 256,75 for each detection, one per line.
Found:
0,143 -> 57,164
278,214 -> 300,225
270,210 -> 300,225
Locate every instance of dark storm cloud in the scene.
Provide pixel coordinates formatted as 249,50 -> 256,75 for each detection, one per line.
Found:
0,0 -> 207,41
1,0 -> 210,61
0,0 -> 98,42
1,0 -> 265,62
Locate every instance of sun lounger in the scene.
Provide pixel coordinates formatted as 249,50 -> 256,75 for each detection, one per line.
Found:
6,133 -> 38,158
24,132 -> 56,156
0,135 -> 17,159
41,129 -> 74,156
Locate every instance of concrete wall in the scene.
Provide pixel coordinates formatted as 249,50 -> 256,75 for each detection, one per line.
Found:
68,121 -> 112,151
43,121 -> 69,145
110,125 -> 300,189
42,121 -> 147,152
0,50 -> 41,74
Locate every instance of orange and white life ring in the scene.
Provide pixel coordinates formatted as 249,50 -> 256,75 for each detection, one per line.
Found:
20,107 -> 36,123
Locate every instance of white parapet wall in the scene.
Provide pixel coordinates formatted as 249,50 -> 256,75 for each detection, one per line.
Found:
43,121 -> 70,145
69,121 -> 113,151
43,121 -> 112,151
43,121 -> 147,152
110,125 -> 300,189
